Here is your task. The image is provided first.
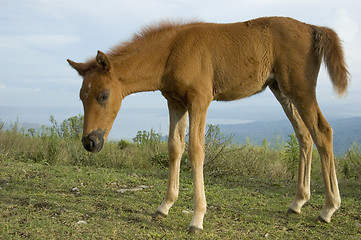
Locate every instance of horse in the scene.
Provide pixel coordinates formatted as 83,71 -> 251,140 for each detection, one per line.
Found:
67,17 -> 349,233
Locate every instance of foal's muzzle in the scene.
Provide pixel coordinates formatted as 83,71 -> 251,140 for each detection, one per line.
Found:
82,130 -> 105,153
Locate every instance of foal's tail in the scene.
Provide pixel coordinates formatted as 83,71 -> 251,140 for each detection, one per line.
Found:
313,26 -> 349,97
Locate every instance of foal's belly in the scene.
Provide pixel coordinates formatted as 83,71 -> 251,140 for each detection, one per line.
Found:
213,72 -> 274,101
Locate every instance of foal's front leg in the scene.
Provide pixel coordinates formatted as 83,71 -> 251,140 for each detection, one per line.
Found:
153,103 -> 187,218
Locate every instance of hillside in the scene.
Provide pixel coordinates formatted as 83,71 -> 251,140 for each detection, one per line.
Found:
219,117 -> 361,155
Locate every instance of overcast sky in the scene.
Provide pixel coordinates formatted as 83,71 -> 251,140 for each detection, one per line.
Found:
1,0 -> 360,122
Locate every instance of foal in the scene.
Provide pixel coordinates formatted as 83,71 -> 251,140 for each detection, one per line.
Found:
68,17 -> 349,233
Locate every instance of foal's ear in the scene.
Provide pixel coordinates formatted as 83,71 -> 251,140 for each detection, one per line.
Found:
67,59 -> 88,76
96,51 -> 111,71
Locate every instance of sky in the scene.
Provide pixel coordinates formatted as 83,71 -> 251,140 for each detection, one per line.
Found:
0,0 -> 360,137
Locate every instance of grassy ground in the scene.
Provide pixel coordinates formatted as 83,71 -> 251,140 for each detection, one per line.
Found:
1,121 -> 360,239
1,158 -> 360,239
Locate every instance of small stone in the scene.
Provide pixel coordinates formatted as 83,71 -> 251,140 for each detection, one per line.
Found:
117,185 -> 150,193
0,179 -> 9,185
75,220 -> 87,225
116,189 -> 128,194
182,210 -> 193,214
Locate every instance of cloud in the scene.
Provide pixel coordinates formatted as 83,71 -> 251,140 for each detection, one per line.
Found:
0,34 -> 79,50
0,84 -> 41,93
24,34 -> 80,47
330,8 -> 361,91
0,84 -> 80,107
333,8 -> 359,42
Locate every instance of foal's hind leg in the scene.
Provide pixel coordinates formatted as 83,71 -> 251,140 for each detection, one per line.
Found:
154,102 -> 187,218
298,104 -> 340,222
280,88 -> 341,222
269,83 -> 313,214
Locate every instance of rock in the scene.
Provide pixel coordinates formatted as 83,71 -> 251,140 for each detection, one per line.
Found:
75,220 -> 87,225
116,189 -> 128,194
70,187 -> 80,195
116,185 -> 150,194
0,179 -> 9,185
182,210 -> 193,214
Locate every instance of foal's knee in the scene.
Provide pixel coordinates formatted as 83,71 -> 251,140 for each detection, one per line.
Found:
168,139 -> 184,160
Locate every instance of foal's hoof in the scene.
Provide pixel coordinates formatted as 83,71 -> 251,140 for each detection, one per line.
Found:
152,210 -> 167,219
188,226 -> 203,234
286,208 -> 299,215
316,215 -> 330,223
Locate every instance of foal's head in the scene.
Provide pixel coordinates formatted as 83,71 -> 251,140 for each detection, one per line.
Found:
67,51 -> 121,152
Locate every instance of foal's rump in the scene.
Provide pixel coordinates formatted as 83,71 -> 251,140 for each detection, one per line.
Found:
265,17 -> 348,98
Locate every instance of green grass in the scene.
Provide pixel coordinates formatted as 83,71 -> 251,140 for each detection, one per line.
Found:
1,158 -> 360,239
1,118 -> 360,239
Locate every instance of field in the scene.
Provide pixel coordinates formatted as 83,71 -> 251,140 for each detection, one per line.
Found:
0,116 -> 360,239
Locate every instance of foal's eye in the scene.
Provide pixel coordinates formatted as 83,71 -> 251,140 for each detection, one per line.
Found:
98,91 -> 110,103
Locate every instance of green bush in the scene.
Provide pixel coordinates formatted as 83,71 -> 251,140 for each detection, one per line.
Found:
340,142 -> 361,179
284,133 -> 299,180
1,116 -> 359,181
49,114 -> 83,139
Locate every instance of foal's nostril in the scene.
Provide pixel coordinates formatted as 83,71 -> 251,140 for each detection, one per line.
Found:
82,136 -> 96,152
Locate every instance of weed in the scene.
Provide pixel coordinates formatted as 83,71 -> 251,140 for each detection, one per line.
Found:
284,133 -> 299,180
0,115 -> 359,181
341,142 -> 361,179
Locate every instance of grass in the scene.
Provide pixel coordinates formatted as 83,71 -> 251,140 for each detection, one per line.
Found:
1,158 -> 360,239
0,117 -> 360,239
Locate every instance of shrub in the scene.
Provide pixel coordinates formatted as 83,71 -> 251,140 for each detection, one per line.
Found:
202,125 -> 286,178
133,129 -> 162,147
0,119 -> 4,132
1,116 -> 359,181
284,133 -> 299,180
203,124 -> 233,169
49,114 -> 83,139
118,139 -> 131,150
340,142 -> 361,179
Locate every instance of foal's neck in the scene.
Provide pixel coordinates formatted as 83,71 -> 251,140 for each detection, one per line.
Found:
112,38 -> 174,98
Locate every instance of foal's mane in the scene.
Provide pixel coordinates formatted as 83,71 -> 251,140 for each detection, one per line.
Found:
109,20 -> 202,56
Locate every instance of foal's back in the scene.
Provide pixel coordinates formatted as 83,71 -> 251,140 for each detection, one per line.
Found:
165,17 -> 317,102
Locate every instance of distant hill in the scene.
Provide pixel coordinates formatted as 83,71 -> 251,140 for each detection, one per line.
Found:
219,117 -> 361,155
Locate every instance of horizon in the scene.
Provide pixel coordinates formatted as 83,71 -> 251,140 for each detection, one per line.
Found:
1,104 -> 360,140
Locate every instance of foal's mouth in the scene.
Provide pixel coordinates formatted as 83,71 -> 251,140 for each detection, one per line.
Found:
81,129 -> 105,153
